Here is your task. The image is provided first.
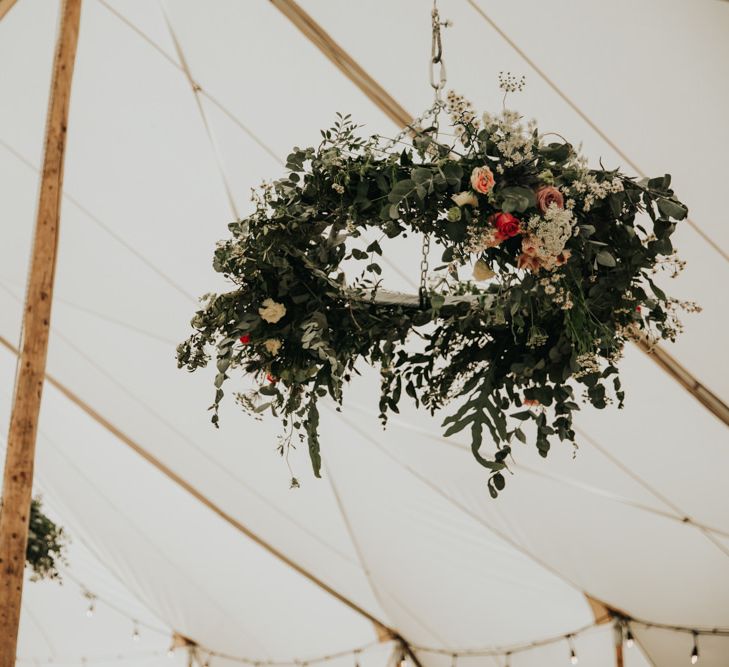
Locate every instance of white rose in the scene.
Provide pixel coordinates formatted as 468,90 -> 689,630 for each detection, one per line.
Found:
451,191 -> 479,207
472,259 -> 495,281
264,338 -> 282,356
258,298 -> 286,323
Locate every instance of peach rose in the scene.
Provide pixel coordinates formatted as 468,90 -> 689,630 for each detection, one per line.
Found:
521,235 -> 543,258
470,166 -> 495,194
535,186 -> 564,214
517,253 -> 542,272
555,249 -> 572,266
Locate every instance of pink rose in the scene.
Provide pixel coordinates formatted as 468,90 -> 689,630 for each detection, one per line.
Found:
470,166 -> 495,194
535,186 -> 564,214
489,212 -> 521,238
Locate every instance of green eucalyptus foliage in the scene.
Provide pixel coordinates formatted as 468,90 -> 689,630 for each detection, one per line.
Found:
178,110 -> 687,496
26,497 -> 67,581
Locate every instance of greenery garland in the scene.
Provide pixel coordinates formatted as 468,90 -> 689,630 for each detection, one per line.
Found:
27,497 -> 67,581
178,90 -> 695,495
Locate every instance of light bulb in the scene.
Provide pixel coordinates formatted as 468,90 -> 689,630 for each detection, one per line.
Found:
167,650 -> 174,659
85,603 -> 95,618
570,650 -> 578,665
132,628 -> 140,642
625,628 -> 634,649
691,632 -> 699,664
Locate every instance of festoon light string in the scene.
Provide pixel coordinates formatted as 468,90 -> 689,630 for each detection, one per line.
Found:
23,557 -> 729,664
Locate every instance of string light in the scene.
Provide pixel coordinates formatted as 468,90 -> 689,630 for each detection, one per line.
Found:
625,627 -> 634,649
567,635 -> 578,665
691,632 -> 699,664
504,652 -> 511,667
167,649 -> 175,659
132,622 -> 140,642
83,591 -> 97,618
354,649 -> 361,667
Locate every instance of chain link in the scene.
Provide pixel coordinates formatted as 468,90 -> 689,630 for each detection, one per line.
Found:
429,3 -> 449,103
419,233 -> 431,309
420,1 -> 450,309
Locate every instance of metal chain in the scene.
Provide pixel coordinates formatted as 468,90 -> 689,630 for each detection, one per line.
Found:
429,3 -> 448,103
419,232 -> 432,309
419,1 -> 449,308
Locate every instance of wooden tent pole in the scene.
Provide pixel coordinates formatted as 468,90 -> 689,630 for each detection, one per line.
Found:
0,0 -> 18,22
0,0 -> 81,664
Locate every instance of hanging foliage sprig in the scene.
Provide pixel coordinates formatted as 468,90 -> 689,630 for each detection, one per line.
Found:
26,497 -> 67,581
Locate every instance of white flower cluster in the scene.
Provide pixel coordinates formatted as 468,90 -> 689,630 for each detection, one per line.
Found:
538,274 -> 574,310
650,252 -> 686,279
568,174 -> 624,212
527,203 -> 576,257
446,90 -> 481,142
573,352 -> 601,379
498,71 -> 526,94
464,225 -> 502,255
481,109 -> 537,169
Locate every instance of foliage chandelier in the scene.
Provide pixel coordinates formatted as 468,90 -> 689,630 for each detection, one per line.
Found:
177,4 -> 694,495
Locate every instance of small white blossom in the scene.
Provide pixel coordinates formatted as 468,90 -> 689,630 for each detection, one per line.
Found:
264,338 -> 282,356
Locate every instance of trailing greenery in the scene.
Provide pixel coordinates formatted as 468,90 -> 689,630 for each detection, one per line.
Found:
27,497 -> 67,581
178,93 -> 692,495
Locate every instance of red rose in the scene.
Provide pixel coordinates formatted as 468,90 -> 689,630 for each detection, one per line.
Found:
266,373 -> 277,384
239,334 -> 251,344
489,212 -> 521,238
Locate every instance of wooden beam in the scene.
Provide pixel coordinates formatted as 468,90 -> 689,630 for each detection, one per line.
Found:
269,0 -> 412,128
345,288 -> 494,309
585,594 -> 628,667
0,334 -> 421,667
0,0 -> 18,22
272,0 -> 729,432
0,1 -> 81,664
635,336 -> 729,429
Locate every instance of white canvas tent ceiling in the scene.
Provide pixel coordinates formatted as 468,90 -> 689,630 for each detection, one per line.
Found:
0,0 -> 728,665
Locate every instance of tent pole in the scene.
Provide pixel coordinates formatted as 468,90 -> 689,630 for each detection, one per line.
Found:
0,1 -> 81,664
585,595 -> 628,667
0,0 -> 18,21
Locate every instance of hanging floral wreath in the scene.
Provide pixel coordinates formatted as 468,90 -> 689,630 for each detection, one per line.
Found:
177,88 -> 695,496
